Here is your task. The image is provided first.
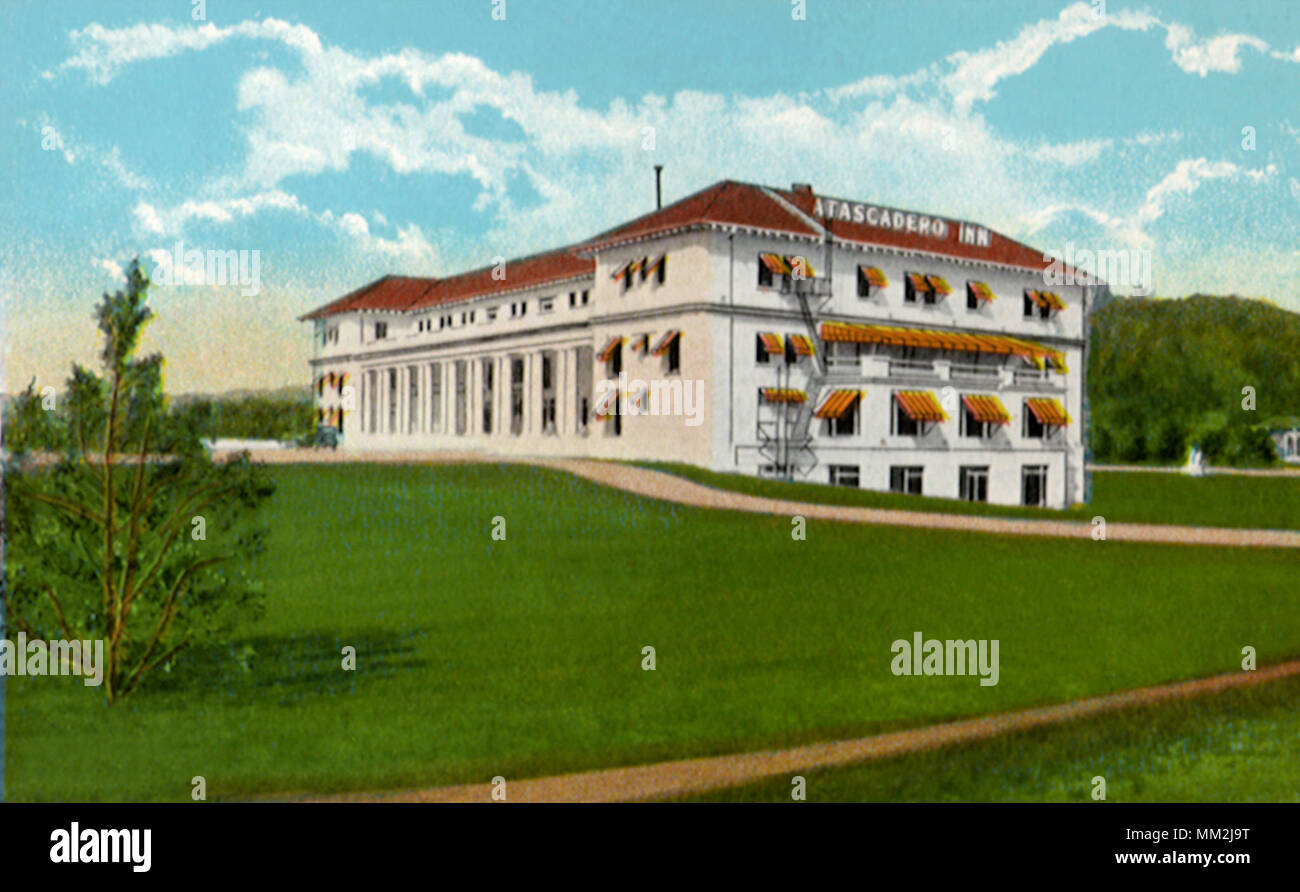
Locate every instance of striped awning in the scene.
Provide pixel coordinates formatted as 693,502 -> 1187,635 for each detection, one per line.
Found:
631,333 -> 650,353
787,334 -> 816,356
819,321 -> 1067,371
761,388 -> 807,404
758,332 -> 785,355
962,393 -> 1011,425
612,261 -> 633,281
787,255 -> 816,278
926,274 -> 953,296
894,390 -> 948,422
644,254 -> 666,277
814,389 -> 861,419
651,330 -> 681,356
1026,397 -> 1071,427
1027,290 -> 1064,311
597,336 -> 624,362
859,265 -> 889,289
760,253 -> 792,275
968,281 -> 996,303
906,272 -> 932,293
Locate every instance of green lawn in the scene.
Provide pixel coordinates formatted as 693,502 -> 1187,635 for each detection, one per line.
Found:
6,463 -> 1299,801
679,676 -> 1300,802
633,462 -> 1300,531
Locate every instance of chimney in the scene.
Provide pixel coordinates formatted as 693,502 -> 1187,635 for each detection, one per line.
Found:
654,165 -> 664,209
791,182 -> 813,195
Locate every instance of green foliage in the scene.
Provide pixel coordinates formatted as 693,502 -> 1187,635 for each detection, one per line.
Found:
172,392 -> 314,441
1089,295 -> 1297,466
3,259 -> 274,704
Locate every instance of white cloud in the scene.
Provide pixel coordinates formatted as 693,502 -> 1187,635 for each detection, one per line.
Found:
1164,25 -> 1269,76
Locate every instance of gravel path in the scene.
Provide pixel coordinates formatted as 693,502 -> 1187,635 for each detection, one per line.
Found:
288,659 -> 1300,803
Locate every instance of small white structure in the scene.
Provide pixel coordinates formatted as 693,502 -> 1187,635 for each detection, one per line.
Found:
1272,429 -> 1300,464
1185,444 -> 1208,476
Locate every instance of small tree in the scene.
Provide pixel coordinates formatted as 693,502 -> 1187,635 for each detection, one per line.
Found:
3,260 -> 273,704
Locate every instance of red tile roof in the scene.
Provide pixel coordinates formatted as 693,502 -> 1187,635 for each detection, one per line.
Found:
303,180 -> 1081,320
300,246 -> 593,321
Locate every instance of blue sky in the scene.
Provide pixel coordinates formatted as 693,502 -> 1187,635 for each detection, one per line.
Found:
2,0 -> 1298,393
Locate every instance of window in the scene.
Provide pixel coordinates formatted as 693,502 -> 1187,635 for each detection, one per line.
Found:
758,256 -> 774,288
892,397 -> 920,436
825,401 -> 857,438
829,465 -> 860,488
541,352 -> 556,433
429,363 -> 442,432
568,291 -> 577,307
481,359 -> 494,435
387,369 -> 398,433
540,297 -> 554,313
581,290 -> 590,305
904,274 -> 920,304
486,307 -> 498,322
375,321 -> 388,340
655,256 -> 666,284
666,335 -> 680,374
407,365 -> 419,433
510,358 -> 525,435
1024,291 -> 1050,319
454,360 -> 467,436
959,466 -> 989,502
967,287 -> 980,311
367,370 -> 378,433
890,466 -> 923,495
1023,403 -> 1046,439
960,402 -> 987,439
1022,465 -> 1048,507
756,334 -> 771,364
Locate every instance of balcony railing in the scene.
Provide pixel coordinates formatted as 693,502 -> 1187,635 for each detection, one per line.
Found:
949,363 -> 1000,380
888,359 -> 936,376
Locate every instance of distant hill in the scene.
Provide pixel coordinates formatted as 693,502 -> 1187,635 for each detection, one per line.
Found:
1088,294 -> 1300,465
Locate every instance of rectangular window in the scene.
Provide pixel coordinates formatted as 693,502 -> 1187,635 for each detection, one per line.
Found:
367,370 -> 378,433
889,466 -> 924,495
828,465 -> 860,488
581,290 -> 590,305
429,363 -> 442,432
892,396 -> 920,436
408,365 -> 419,433
756,334 -> 771,364
1022,465 -> 1048,507
454,360 -> 467,436
387,368 -> 398,434
656,257 -> 666,284
375,321 -> 388,340
967,287 -> 980,311
569,291 -> 577,307
960,402 -> 987,439
666,335 -> 681,374
540,297 -> 554,313
1023,402 -> 1046,439
510,357 -> 525,435
541,352 -> 556,434
758,256 -> 774,288
959,466 -> 990,503
825,402 -> 857,438
481,358 -> 494,435
856,268 -> 873,298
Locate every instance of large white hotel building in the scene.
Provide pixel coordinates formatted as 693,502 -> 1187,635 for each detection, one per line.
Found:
303,180 -> 1094,508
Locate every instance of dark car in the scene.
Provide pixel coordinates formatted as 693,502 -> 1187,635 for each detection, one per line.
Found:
315,425 -> 339,449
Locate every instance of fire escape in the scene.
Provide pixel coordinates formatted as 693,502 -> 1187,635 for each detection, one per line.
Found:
757,223 -> 835,480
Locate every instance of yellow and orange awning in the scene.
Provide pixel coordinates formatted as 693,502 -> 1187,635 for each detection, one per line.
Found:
761,388 -> 807,404
1026,397 -> 1071,427
787,333 -> 816,356
631,333 -> 650,353
787,255 -> 816,278
651,330 -> 681,356
819,321 -> 1067,372
906,272 -> 932,293
926,274 -> 953,296
597,336 -> 624,362
758,332 -> 785,355
760,253 -> 792,275
968,281 -> 996,303
644,254 -> 666,277
1027,290 -> 1065,311
814,389 -> 861,419
961,393 -> 1011,425
860,265 -> 889,289
612,261 -> 632,281
894,390 -> 948,422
